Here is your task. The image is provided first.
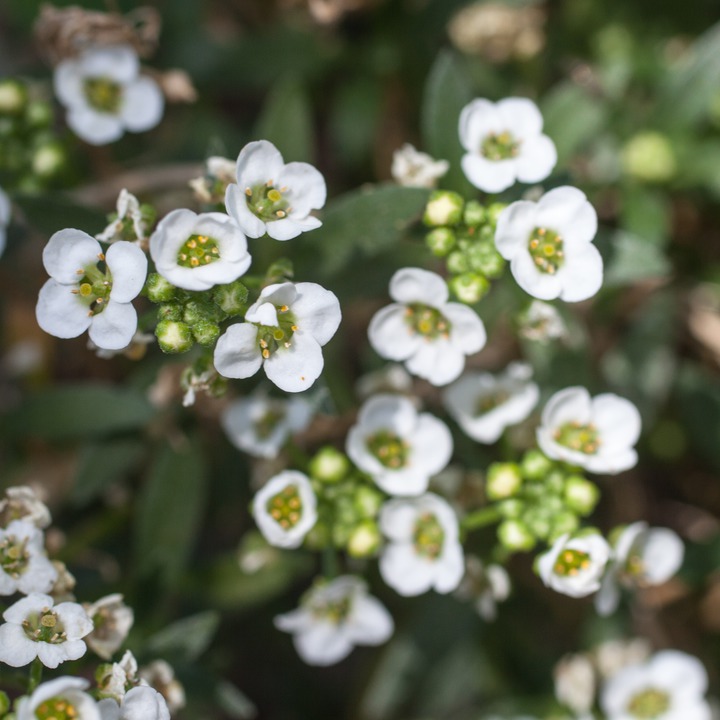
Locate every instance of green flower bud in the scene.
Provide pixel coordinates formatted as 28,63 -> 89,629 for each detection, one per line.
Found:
353,485 -> 383,518
156,319 -> 194,354
545,470 -> 565,496
486,202 -> 507,226
157,303 -> 183,322
486,463 -> 523,500
563,475 -> 600,516
522,507 -> 552,540
32,141 -> 66,178
449,272 -> 490,304
520,449 -> 553,481
466,241 -> 505,278
347,520 -> 381,558
446,250 -> 470,274
0,79 -> 27,115
332,523 -> 352,547
425,227 -> 456,256
548,511 -> 580,541
423,190 -> 464,227
213,280 -> 249,317
0,690 -> 9,715
498,519 -> 536,551
25,99 -> 52,128
622,131 -> 676,183
463,199 -> 486,226
309,447 -> 350,483
183,299 -> 217,326
192,320 -> 221,347
497,498 -> 524,518
146,273 -> 176,303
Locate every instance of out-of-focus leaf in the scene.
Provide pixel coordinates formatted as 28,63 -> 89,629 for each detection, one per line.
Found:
2,385 -> 155,442
620,185 -> 669,247
135,441 -> 206,586
14,193 -> 106,237
604,231 -> 671,286
145,611 -> 220,662
216,681 -> 258,720
676,140 -> 720,198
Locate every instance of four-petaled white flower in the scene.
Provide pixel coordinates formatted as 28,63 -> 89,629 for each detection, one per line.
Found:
459,97 -> 556,193
252,470 -> 318,549
368,268 -> 487,386
0,592 -> 93,668
16,677 -> 101,720
225,140 -> 326,241
36,230 -> 147,351
595,522 -> 684,617
537,386 -> 641,474
495,186 -> 603,302
222,393 -> 314,459
98,686 -> 170,720
346,394 -> 453,496
0,185 -> 10,258
83,593 -> 135,660
443,362 -> 539,443
391,143 -> 449,188
538,532 -> 612,598
54,45 -> 164,146
0,519 -> 57,596
214,281 -> 341,393
96,189 -> 146,245
601,650 -> 711,720
274,575 -> 393,666
149,209 -> 252,291
379,493 -> 464,596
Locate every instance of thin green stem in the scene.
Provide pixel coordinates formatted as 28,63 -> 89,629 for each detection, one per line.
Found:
322,546 -> 339,580
28,657 -> 43,693
461,506 -> 502,532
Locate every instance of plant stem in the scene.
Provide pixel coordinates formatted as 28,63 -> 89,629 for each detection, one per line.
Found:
461,506 -> 502,532
28,658 -> 43,693
322,546 -> 339,579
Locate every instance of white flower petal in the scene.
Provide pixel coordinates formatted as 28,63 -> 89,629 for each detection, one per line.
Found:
291,282 -> 341,346
293,620 -> 354,666
265,218 -> 303,241
433,541 -> 464,593
461,154 -> 517,193
541,386 -> 593,427
346,595 -> 394,645
106,241 -> 147,303
67,108 -> 124,146
389,267 -> 449,306
276,161 -> 327,215
380,544 -> 433,596
213,323 -> 263,379
591,394 -> 642,452
639,529 -> 684,584
79,45 -> 138,83
88,302 -> 137,350
494,200 -> 539,260
43,229 -> 101,282
536,186 -> 597,243
405,337 -> 466,386
54,60 -> 84,108
0,623 -> 37,667
368,304 -> 421,361
121,685 -> 171,720
458,99 -> 504,151
510,251 -> 563,300
410,413 -> 453,475
558,242 -> 603,302
235,140 -> 285,188
444,303 -> 487,354
36,279 -> 92,339
497,97 -> 543,137
120,76 -> 164,132
264,331 -> 324,393
225,184 -> 266,238
514,134 -> 557,184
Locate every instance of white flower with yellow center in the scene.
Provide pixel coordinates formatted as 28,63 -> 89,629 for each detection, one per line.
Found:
537,386 -> 642,474
0,520 -> 57,596
379,493 -> 464,596
225,140 -> 326,241
391,143 -> 449,188
443,362 -> 539,443
368,268 -> 487,386
98,686 -> 170,720
213,281 -> 341,393
0,592 -> 93,668
459,97 -> 556,193
54,45 -> 164,146
346,394 -> 453,496
36,230 -> 147,351
495,186 -> 603,302
538,532 -> 612,598
274,575 -> 393,666
83,594 -> 134,660
16,677 -> 101,720
252,470 -> 318,549
149,209 -> 251,291
96,189 -> 146,245
601,650 -> 711,720
595,522 -> 684,617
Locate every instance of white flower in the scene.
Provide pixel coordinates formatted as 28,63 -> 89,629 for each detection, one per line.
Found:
0,592 -> 93,668
252,470 -> 317,549
443,362 -> 539,443
495,186 -> 603,302
190,156 -> 237,204
519,300 -> 567,342
83,594 -> 134,660
96,189 -> 146,244
379,493 -> 464,596
214,281 -> 341,393
368,268 -> 486,386
0,185 -> 10,257
601,650 -> 711,720
274,575 -> 393,666
537,387 -> 641,474
391,143 -> 449,188
554,653 -> 596,715
0,520 -> 57,596
455,555 -> 511,621
36,230 -> 147,351
595,522 -> 684,617
356,363 -> 414,399
149,209 -> 251,291
138,660 -> 186,713
225,140 -> 326,241
346,394 -> 453,496
459,97 -> 556,193
538,532 -> 612,598
97,650 -> 139,702
54,45 -> 164,146
98,686 -> 170,720
16,677 -> 101,720
0,486 -> 51,528
595,638 -> 652,679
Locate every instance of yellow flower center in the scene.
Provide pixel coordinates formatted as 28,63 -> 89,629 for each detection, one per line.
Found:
266,484 -> 303,530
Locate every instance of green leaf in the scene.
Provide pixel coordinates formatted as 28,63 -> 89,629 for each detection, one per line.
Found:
620,185 -> 669,247
604,231 -> 671,286
135,441 -> 207,586
145,611 -> 220,662
2,385 -> 155,442
14,193 -> 107,237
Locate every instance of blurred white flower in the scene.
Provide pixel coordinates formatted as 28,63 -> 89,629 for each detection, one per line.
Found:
537,387 -> 641,474
16,677 -> 101,720
97,650 -> 139,702
275,575 -> 393,666
495,186 -> 603,302
459,97 -> 556,193
0,519 -> 57,596
594,638 -> 652,679
0,185 -> 10,257
0,486 -> 51,529
368,267 -> 486,386
83,594 -> 134,660
356,363 -> 414,399
554,652 -> 596,715
519,300 -> 567,342
139,659 -> 186,714
190,156 -> 237,204
455,555 -> 511,621
98,685 -> 170,720
391,143 -> 449,188
54,45 -> 164,145
96,189 -> 146,245
225,140 -> 326,241
346,394 -> 453,496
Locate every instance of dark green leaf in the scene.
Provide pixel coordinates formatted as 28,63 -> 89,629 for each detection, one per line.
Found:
14,193 -> 107,237
145,611 -> 220,662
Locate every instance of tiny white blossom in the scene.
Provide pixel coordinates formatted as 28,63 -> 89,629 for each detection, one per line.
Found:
0,520 -> 57,596
356,363 -> 414,400
54,45 -> 164,146
252,470 -> 317,549
368,268 -> 486,386
274,575 -> 393,666
537,386 -> 641,474
455,555 -> 511,621
346,394 -> 453,496
391,143 -> 449,188
98,686 -> 170,720
97,650 -> 139,702
225,140 -> 326,241
0,592 -> 93,668
83,593 -> 134,660
16,677 -> 101,720
36,230 -> 147,351
595,638 -> 652,679
554,652 -> 596,716
0,185 -> 10,257
96,189 -> 146,244
443,362 -> 539,443
595,522 -> 684,617
538,532 -> 612,598
601,650 -> 711,720
519,300 -> 567,342
150,209 -> 251,291
379,493 -> 464,596
139,660 -> 186,713
214,281 -> 341,393
459,97 -> 556,193
495,186 -> 603,302
0,486 -> 51,528
189,156 -> 237,204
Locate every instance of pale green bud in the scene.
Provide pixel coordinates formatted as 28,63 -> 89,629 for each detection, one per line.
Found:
25,100 -> 52,128
545,470 -> 566,496
158,303 -> 183,321
146,273 -> 176,303
622,131 -> 676,183
156,320 -> 194,354
347,520 -> 381,557
353,485 -> 383,518
425,227 -> 456,256
486,463 -> 523,500
486,202 -> 506,226
498,519 -> 535,551
0,79 -> 27,115
213,280 -> 248,317
423,190 -> 464,227
520,449 -> 553,481
32,141 -> 66,178
192,320 -> 220,347
463,199 -> 486,226
563,475 -> 600,516
446,250 -> 470,274
466,241 -> 505,278
522,507 -> 552,540
497,498 -> 524,518
549,511 -> 580,541
309,447 -> 350,483
449,272 -> 490,304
